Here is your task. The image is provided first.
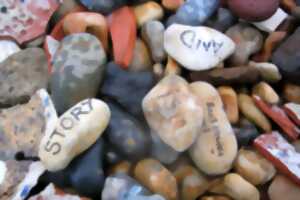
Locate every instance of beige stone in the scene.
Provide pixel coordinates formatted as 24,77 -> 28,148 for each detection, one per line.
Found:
189,82 -> 238,175
134,1 -> 164,27
142,75 -> 203,152
252,82 -> 279,104
238,93 -> 272,132
234,148 -> 276,185
218,86 -> 239,124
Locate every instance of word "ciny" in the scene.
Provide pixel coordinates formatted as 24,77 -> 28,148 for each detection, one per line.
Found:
180,30 -> 224,54
44,99 -> 94,155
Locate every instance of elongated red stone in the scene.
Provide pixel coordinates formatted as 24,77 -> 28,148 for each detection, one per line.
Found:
254,132 -> 300,186
253,95 -> 300,140
0,0 -> 60,44
284,103 -> 300,126
108,6 -> 137,69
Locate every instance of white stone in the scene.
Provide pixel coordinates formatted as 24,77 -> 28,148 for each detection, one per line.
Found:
39,98 -> 111,171
0,161 -> 7,185
0,40 -> 20,63
252,8 -> 288,33
164,24 -> 236,71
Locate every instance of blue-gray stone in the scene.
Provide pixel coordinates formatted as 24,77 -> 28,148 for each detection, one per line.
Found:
78,0 -> 127,14
205,8 -> 238,32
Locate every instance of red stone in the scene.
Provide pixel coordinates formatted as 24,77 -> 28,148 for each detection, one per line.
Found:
253,95 -> 300,140
284,103 -> 300,126
0,0 -> 60,44
108,6 -> 137,69
254,132 -> 300,186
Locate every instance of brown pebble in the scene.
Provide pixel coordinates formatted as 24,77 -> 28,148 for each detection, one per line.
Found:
218,86 -> 239,124
284,83 -> 300,104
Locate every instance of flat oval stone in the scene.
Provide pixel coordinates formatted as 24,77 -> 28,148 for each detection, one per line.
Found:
134,159 -> 178,200
79,0 -> 126,14
252,82 -> 279,104
142,75 -> 203,152
169,0 -> 220,26
0,48 -> 48,107
164,24 -> 235,71
189,82 -> 238,175
51,33 -> 106,114
105,99 -> 150,160
249,61 -> 282,83
39,98 -> 110,172
228,0 -> 279,21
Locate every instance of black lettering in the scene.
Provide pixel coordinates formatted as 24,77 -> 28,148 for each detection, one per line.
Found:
213,41 -> 224,54
60,117 -> 74,130
207,102 -> 217,123
180,30 -> 196,49
196,39 -> 202,50
70,99 -> 93,121
44,141 -> 61,155
212,126 -> 224,156
50,129 -> 65,139
202,41 -> 212,52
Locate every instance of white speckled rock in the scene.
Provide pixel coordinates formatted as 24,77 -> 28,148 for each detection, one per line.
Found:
164,24 -> 236,71
39,98 -> 110,172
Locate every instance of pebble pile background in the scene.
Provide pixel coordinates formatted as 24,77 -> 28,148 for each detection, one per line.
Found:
1,0 -> 300,200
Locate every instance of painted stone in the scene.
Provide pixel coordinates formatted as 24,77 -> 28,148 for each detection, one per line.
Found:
51,33 -> 106,114
226,23 -> 264,66
0,0 -> 59,44
228,0 -> 279,21
218,86 -> 239,124
164,24 -> 235,71
284,103 -> 300,126
142,75 -> 203,152
108,6 -> 136,69
268,175 -> 300,200
234,148 -> 276,185
0,40 -> 20,63
254,132 -> 300,186
141,20 -> 166,63
0,48 -> 48,107
252,82 -> 279,104
0,89 -> 56,160
63,12 -> 108,51
101,62 -> 155,118
105,100 -> 150,160
134,159 -> 178,200
39,99 -> 110,171
189,82 -> 238,175
253,95 -> 300,140
169,0 -> 220,26
134,1 -> 164,27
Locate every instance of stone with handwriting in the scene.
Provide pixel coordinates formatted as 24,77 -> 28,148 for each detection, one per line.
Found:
39,98 -> 110,172
164,24 -> 236,71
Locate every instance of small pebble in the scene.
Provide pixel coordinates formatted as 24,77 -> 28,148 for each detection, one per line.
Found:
218,86 -> 239,124
252,82 -> 279,104
268,175 -> 300,200
284,83 -> 300,104
79,0 -> 126,14
161,0 -> 184,11
201,196 -> 231,200
164,24 -> 235,71
205,8 -> 238,32
164,56 -> 181,76
134,1 -> 164,27
234,122 -> 260,147
249,61 -> 282,83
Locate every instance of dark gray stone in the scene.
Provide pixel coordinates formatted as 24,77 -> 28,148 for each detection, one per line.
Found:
205,8 -> 238,32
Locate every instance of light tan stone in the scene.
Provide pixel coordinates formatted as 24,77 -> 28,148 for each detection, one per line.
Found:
218,86 -> 239,124
252,82 -> 279,104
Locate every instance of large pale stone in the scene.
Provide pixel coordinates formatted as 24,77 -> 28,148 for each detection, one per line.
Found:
39,98 -> 110,171
189,82 -> 238,175
164,24 -> 236,71
142,75 -> 203,152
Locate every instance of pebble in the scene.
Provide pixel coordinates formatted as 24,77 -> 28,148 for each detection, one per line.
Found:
254,132 -> 300,185
134,2 -> 164,27
39,98 -> 110,172
108,161 -> 132,175
253,96 -> 300,140
150,130 -> 179,165
284,103 -> 300,126
190,66 -> 261,86
105,100 -> 150,161
0,40 -> 20,63
164,24 -> 236,71
153,63 -> 165,79
79,0 -> 126,14
252,82 -> 279,104
128,38 -> 153,72
234,122 -> 260,147
168,0 -> 220,26
228,0 -> 279,21
205,8 -> 238,33
164,56 -> 182,76
238,94 -> 272,132
0,89 -> 56,160
0,48 -> 48,107
134,159 -> 178,200
268,175 -> 300,200
108,6 -> 137,69
142,75 -> 203,152
141,21 -> 166,63
101,62 -> 155,118
272,27 -> 300,84
249,61 -> 282,83
201,196 -> 231,200
189,82 -> 238,175
162,0 -> 184,11
51,0 -> 81,24
234,148 -> 276,185
174,164 -> 211,200
51,33 -> 106,114
226,23 -> 264,66
283,83 -> 300,104
63,12 -> 108,51
218,86 -> 239,124
102,174 -> 165,200
209,173 -> 260,200
252,8 -> 288,33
